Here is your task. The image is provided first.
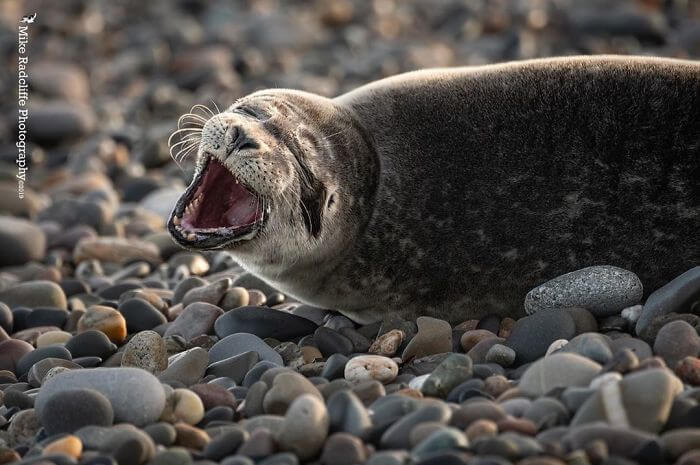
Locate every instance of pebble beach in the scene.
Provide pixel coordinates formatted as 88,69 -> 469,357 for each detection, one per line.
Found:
1,0 -> 700,464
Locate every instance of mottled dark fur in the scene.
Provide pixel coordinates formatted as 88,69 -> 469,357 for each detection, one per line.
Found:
322,56 -> 700,322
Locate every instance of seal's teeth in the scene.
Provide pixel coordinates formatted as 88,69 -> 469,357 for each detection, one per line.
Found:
172,216 -> 181,226
187,233 -> 196,241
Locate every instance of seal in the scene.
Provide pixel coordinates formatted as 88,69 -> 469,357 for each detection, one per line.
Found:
168,55 -> 700,324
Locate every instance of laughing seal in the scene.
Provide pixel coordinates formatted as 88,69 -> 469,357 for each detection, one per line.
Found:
168,55 -> 700,324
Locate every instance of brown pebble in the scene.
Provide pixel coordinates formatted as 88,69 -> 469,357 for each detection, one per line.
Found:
465,419 -> 498,440
498,317 -> 516,339
584,438 -> 609,464
679,449 -> 700,465
497,417 -> 537,436
301,346 -> 323,363
43,435 -> 82,459
484,375 -> 511,398
0,448 -> 21,464
636,356 -> 667,371
395,388 -> 423,399
73,236 -> 161,265
496,387 -> 523,403
247,289 -> 267,306
369,329 -> 405,357
454,320 -> 480,332
77,305 -> 127,343
675,356 -> 700,385
174,422 -> 210,449
12,326 -> 61,345
460,329 -> 497,352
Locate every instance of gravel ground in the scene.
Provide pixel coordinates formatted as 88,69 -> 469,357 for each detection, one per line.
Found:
0,0 -> 699,464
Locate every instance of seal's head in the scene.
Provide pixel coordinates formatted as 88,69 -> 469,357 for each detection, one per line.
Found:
168,90 -> 378,271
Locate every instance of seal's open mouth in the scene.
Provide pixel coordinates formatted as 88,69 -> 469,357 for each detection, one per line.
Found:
168,157 -> 265,248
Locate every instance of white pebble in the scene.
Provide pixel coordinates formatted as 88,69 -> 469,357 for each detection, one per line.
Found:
621,304 -> 643,323
345,355 -> 399,384
545,339 -> 568,356
590,372 -> 623,390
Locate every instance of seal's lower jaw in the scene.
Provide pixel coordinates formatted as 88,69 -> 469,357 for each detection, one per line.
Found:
168,157 -> 266,249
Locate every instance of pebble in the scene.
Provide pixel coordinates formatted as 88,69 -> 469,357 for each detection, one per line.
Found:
73,236 -> 161,265
506,308 -> 577,364
264,371 -> 323,414
16,344 -> 73,376
43,434 -> 83,459
637,266 -> 700,336
206,350 -> 260,383
0,216 -> 47,266
519,353 -> 602,396
572,368 -> 683,433
369,329 -> 405,356
7,409 -> 42,447
181,278 -> 230,307
0,338 -> 34,372
190,382 -> 236,409
215,306 -> 317,340
524,265 -> 643,317
320,432 -> 368,465
161,388 -> 205,424
345,355 -> 399,384
0,280 -> 67,310
164,302 -> 223,341
327,390 -> 372,439
277,394 -> 329,460
65,329 -> 117,359
421,353 -> 473,398
380,403 -> 452,449
559,332 -> 613,364
160,347 -> 210,386
661,428 -> 700,459
118,298 -> 167,332
676,356 -> 700,385
460,329 -> 497,352
315,326 -> 354,356
36,329 -> 73,347
121,330 -> 168,373
144,422 -> 177,447
220,286 -> 250,310
36,367 -> 166,426
653,320 -> 700,368
28,357 -> 82,387
78,305 -> 128,343
209,333 -> 283,366
485,344 -> 516,367
174,422 -> 210,449
401,317 -> 452,361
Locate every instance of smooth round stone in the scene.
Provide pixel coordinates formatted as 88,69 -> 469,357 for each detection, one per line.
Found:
676,357 -> 700,386
465,419 -> 499,441
144,422 -> 177,447
321,353 -> 349,380
216,306 -> 317,340
28,357 -> 82,387
233,273 -> 281,297
164,302 -> 223,342
206,350 -> 260,384
485,344 -> 516,367
36,330 -> 72,347
369,329 -> 405,356
562,423 -> 661,460
523,397 -> 570,429
637,267 -> 700,336
182,279 -> 230,308
451,401 -> 506,429
16,345 -> 72,376
244,380 -> 269,417
0,338 -> 34,372
380,403 -> 452,449
190,383 -> 236,409
237,428 -> 275,459
564,307 -> 598,334
263,372 -> 323,414
100,426 -> 157,464
277,394 -> 329,460
7,408 -> 41,447
412,427 -> 468,459
149,448 -> 191,465
44,434 -> 83,459
38,388 -> 114,435
118,298 -> 167,332
98,282 -> 144,300
661,428 -> 700,459
209,333 -> 283,365
25,307 -> 69,329
345,355 -> 399,384
524,265 -> 643,317
78,305 -> 127,343
173,277 -> 208,305
519,353 -> 602,396
222,457 -> 256,465
36,367 -> 166,426
401,317 -> 452,361
421,353 -> 473,398
65,329 -> 117,359
160,347 -> 210,386
653,320 -> 700,368
327,390 -> 372,439
0,280 -> 67,310
572,367 -> 683,433
169,252 -> 210,276
73,236 -> 161,265
314,327 -> 354,356
365,451 -> 411,465
610,337 -> 653,361
559,333 -> 613,364
162,388 -> 205,425
243,361 -> 279,387
220,287 -> 250,311
203,427 -> 248,460
0,216 -> 46,266
506,308 -> 577,364
4,389 -> 33,409
0,301 -> 12,332
320,433 -> 367,465
174,422 -> 210,449
339,327 -> 372,353
121,330 -> 168,374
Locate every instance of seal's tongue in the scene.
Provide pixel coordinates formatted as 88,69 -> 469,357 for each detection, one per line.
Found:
181,158 -> 262,231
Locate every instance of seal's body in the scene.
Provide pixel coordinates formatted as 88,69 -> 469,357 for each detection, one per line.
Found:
169,56 -> 700,323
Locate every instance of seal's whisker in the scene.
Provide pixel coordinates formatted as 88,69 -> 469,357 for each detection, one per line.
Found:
191,104 -> 216,118
178,114 -> 206,126
210,99 -> 221,115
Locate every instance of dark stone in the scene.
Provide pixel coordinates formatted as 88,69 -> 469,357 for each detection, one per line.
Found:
506,308 -> 577,364
636,266 -> 700,336
39,388 -> 114,435
207,350 -> 260,384
214,306 -> 317,340
65,330 -> 117,359
16,345 -> 72,376
314,327 -> 354,357
25,307 -> 68,329
118,298 -> 167,332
